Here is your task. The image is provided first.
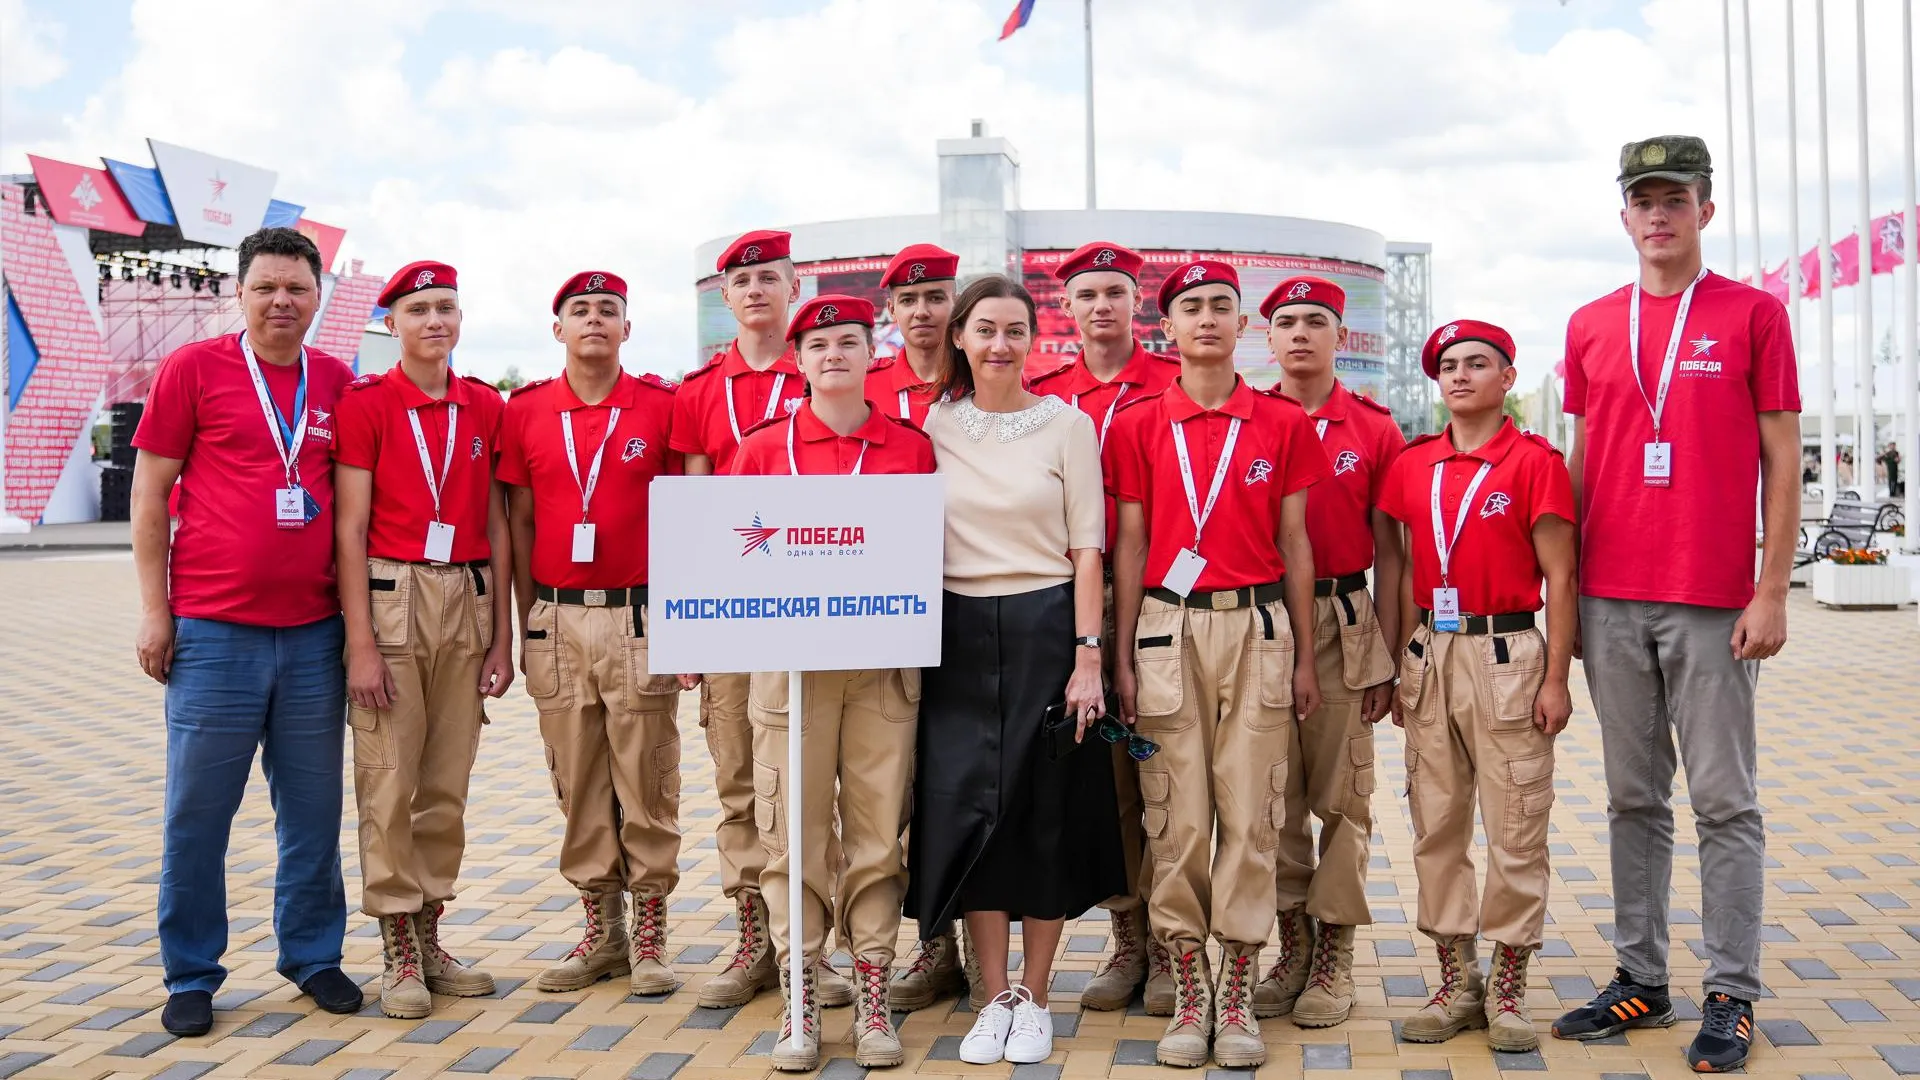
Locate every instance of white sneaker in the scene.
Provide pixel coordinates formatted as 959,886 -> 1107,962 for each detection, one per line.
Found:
1004,989 -> 1055,1064
960,989 -> 1018,1064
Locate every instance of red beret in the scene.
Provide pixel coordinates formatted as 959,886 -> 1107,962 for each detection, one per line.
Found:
787,294 -> 876,341
1422,319 -> 1515,378
717,229 -> 792,272
1260,275 -> 1345,322
1157,259 -> 1240,314
378,260 -> 457,309
1054,241 -> 1144,283
882,244 -> 959,288
551,270 -> 627,315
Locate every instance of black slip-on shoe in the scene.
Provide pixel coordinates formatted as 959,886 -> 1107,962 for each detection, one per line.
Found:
161,990 -> 213,1036
299,967 -> 365,1014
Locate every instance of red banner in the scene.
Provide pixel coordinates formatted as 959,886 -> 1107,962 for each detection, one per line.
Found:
1871,210 -> 1907,275
26,155 -> 145,236
1832,233 -> 1861,288
1761,260 -> 1789,303
1800,245 -> 1823,298
295,217 -> 347,274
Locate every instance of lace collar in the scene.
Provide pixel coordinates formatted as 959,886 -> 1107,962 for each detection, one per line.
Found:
944,394 -> 1068,443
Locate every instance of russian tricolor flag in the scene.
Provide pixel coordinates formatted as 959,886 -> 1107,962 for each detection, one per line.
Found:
999,0 -> 1036,39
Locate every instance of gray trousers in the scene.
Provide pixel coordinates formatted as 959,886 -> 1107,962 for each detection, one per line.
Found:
1579,597 -> 1764,1001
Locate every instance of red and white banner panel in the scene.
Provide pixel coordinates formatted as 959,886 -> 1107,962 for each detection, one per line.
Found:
26,155 -> 146,237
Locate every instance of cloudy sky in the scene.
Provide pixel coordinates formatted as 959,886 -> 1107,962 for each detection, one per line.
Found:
1,0 -> 1913,399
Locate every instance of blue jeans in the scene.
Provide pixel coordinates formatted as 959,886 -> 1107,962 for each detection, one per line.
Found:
158,615 -> 349,994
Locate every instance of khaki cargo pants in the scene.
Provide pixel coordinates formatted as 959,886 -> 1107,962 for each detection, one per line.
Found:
1274,588 -> 1395,926
524,599 -> 682,897
749,669 -> 918,967
350,558 -> 494,917
1398,622 -> 1556,949
701,673 -> 767,900
1133,594 -> 1294,953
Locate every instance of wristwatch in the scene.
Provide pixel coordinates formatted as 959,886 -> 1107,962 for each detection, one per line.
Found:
1074,635 -> 1103,649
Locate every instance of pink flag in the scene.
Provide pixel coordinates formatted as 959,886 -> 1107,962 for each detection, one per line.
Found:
1870,210 -> 1907,275
1761,260 -> 1790,303
1801,244 -> 1824,298
1832,233 -> 1861,288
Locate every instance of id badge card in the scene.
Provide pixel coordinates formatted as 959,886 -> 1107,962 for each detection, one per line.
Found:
571,522 -> 597,563
276,485 -> 307,529
424,521 -> 456,564
1431,587 -> 1462,633
1162,548 -> 1207,598
1643,441 -> 1672,487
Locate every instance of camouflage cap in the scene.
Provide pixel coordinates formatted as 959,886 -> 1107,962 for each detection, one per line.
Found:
1618,135 -> 1713,190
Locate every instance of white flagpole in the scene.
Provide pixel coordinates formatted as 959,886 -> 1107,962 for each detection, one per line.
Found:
1742,0 -> 1764,282
1817,0 -> 1838,513
1723,0 -> 1742,275
1084,0 -> 1097,210
1900,0 -> 1917,548
1854,0 -> 1875,498
786,670 -> 806,1052
1786,1 -> 1804,392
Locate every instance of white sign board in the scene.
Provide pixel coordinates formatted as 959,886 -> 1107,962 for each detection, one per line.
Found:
146,139 -> 278,249
647,474 -> 945,674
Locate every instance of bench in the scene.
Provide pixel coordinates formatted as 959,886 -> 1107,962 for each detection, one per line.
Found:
1796,501 -> 1880,566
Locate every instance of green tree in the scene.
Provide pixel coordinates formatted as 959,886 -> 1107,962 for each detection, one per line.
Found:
494,365 -> 526,392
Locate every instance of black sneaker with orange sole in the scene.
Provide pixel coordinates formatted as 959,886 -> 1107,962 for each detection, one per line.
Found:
1687,992 -> 1755,1073
1551,968 -> 1678,1040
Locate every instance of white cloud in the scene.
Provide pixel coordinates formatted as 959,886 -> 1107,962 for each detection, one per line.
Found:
0,0 -> 66,89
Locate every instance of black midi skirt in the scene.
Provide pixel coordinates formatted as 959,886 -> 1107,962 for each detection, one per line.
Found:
906,582 -> 1125,936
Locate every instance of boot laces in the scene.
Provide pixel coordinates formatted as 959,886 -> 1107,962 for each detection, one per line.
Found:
1306,925 -> 1341,991
1425,940 -> 1464,1009
1172,951 -> 1207,1029
567,896 -> 604,960
1264,910 -> 1303,982
1096,912 -> 1140,976
781,975 -> 818,1037
1491,945 -> 1525,1016
419,903 -> 457,968
857,961 -> 892,1036
1700,992 -> 1748,1041
388,918 -> 422,980
724,895 -> 765,972
1218,954 -> 1253,1028
1149,938 -> 1172,979
903,937 -> 945,977
633,896 -> 667,963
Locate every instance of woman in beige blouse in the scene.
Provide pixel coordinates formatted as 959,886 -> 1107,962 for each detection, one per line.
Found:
904,275 -> 1125,1065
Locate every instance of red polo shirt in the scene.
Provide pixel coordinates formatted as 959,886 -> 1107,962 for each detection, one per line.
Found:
868,355 -> 942,428
1033,342 -> 1182,558
1379,420 -> 1575,616
1293,381 -> 1405,578
732,400 -> 937,476
1563,272 -> 1800,609
496,370 -> 679,589
132,333 -> 356,626
669,342 -> 807,474
1107,376 -> 1329,591
333,365 -> 505,564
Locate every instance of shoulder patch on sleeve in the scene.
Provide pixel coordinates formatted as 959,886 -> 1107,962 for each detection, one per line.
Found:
1520,431 -> 1566,457
639,372 -> 679,393
1353,392 -> 1393,416
344,372 -> 383,390
509,376 -> 554,398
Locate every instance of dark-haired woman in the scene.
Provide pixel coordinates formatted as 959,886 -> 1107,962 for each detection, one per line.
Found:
905,274 -> 1124,1065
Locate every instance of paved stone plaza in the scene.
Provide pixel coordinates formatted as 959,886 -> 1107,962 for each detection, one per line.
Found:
1,552 -> 1916,1080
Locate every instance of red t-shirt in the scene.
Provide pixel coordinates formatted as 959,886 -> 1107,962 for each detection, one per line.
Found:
1293,381 -> 1405,578
669,342 -> 807,474
732,400 -> 937,476
1563,272 -> 1801,608
1107,377 -> 1329,591
1032,342 -> 1182,558
496,370 -> 680,589
1379,420 -> 1576,616
132,334 -> 356,626
868,355 -> 945,428
332,365 -> 505,564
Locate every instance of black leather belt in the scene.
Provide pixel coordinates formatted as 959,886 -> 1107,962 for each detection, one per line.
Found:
536,583 -> 646,607
1314,572 -> 1367,598
1148,582 -> 1285,611
370,561 -> 490,595
1420,610 -> 1535,635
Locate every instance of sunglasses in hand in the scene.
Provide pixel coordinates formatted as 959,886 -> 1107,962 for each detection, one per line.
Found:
1089,715 -> 1158,761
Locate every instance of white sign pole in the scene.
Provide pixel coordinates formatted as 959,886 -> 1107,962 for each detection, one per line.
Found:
786,669 -> 806,1052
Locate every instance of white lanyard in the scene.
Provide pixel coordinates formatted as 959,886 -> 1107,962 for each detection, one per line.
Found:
1170,416 -> 1241,549
898,388 -> 911,418
560,407 -> 621,522
241,332 -> 308,486
1072,384 -> 1130,448
726,372 -> 788,444
406,404 -> 459,522
786,415 -> 867,476
1315,417 -> 1329,440
1628,267 -> 1706,441
1429,459 -> 1493,587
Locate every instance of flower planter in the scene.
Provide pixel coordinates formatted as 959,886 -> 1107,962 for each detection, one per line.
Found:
1810,561 -> 1910,610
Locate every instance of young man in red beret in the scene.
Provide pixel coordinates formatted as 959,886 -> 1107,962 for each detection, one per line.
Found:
732,295 -> 936,1071
1108,260 -> 1327,1068
1380,321 -> 1575,1054
333,261 -> 511,1017
869,243 -> 957,428
499,272 -> 686,997
1254,276 -> 1405,1028
1030,240 -> 1182,1015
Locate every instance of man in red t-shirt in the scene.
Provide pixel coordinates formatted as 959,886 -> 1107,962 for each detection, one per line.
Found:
332,260 -> 510,1018
1551,137 -> 1801,1075
1256,275 -> 1406,1028
1107,261 -> 1327,1069
130,227 -> 362,1036
869,243 -> 957,428
498,271 -> 684,997
1027,241 -> 1182,1016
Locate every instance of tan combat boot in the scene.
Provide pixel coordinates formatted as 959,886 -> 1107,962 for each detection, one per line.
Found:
1212,943 -> 1266,1068
815,955 -> 855,1008
771,962 -> 821,1072
888,933 -> 963,1011
1484,943 -> 1539,1052
628,893 -> 678,995
1154,948 -> 1212,1068
853,957 -> 905,1068
962,922 -> 988,1009
1292,922 -> 1356,1028
1252,907 -> 1311,1018
1080,906 -> 1148,1011
377,914 -> 432,1018
1401,935 -> 1487,1043
1143,936 -> 1176,1016
698,890 -> 776,1008
535,890 -> 630,992
414,901 -> 495,997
